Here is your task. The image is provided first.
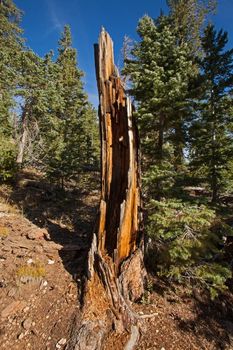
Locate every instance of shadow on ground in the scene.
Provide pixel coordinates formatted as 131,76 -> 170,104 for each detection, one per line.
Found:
1,169 -> 100,281
176,293 -> 233,349
150,276 -> 233,349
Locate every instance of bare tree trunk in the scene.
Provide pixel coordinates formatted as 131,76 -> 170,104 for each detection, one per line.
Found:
211,163 -> 218,203
158,114 -> 165,162
67,29 -> 145,350
16,109 -> 28,166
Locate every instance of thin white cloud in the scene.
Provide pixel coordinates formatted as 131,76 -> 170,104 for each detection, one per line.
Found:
50,6 -> 63,32
45,0 -> 64,36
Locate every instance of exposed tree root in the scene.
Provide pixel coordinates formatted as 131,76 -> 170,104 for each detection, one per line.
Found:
124,325 -> 140,350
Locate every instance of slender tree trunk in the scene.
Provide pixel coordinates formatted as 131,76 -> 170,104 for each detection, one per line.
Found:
174,119 -> 184,171
158,114 -> 165,162
16,109 -> 28,166
67,29 -> 145,350
156,114 -> 165,200
211,167 -> 218,203
211,141 -> 218,203
210,97 -> 218,203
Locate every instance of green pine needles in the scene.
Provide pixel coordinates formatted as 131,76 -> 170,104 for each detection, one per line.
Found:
146,199 -> 231,298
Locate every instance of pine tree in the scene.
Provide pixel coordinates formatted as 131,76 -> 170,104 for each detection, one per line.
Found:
165,0 -> 216,167
124,15 -> 194,198
167,0 -> 216,53
16,50 -> 47,165
43,25 -> 99,186
190,24 -> 233,202
0,0 -> 23,133
0,0 -> 24,179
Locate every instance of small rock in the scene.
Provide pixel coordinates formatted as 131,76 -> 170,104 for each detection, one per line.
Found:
18,332 -> 25,340
34,245 -> 44,254
2,246 -> 11,252
57,338 -> 66,346
27,258 -> 34,265
0,280 -> 6,288
31,328 -> 38,336
1,300 -> 27,320
27,229 -> 44,240
22,318 -> 32,330
8,287 -> 18,297
47,259 -> 55,265
23,306 -> 30,313
12,319 -> 17,325
40,280 -> 48,289
43,230 -> 51,240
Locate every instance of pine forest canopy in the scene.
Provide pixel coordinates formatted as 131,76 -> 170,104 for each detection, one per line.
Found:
0,0 -> 99,183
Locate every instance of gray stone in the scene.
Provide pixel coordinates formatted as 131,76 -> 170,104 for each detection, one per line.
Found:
18,332 -> 25,340
22,318 -> 32,330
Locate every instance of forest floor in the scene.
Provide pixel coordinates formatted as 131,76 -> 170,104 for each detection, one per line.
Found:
0,170 -> 233,350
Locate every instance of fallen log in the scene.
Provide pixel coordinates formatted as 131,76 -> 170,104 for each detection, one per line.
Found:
67,28 -> 145,350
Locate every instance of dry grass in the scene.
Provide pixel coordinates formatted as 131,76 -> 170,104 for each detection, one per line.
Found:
16,262 -> 46,278
0,201 -> 19,214
0,184 -> 19,214
0,225 -> 10,237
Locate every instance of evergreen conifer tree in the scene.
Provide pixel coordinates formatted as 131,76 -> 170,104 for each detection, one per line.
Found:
0,0 -> 24,179
124,15 -> 194,198
43,25 -> 99,186
0,0 -> 23,133
167,0 -> 216,53
16,51 -> 47,165
190,24 -> 233,202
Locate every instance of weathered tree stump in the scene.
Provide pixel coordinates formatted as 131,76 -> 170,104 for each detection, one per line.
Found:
67,29 -> 145,350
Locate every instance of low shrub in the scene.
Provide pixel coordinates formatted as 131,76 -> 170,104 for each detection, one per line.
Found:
0,135 -> 17,181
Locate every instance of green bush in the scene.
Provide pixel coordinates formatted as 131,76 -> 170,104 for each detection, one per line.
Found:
0,135 -> 17,181
146,199 -> 231,297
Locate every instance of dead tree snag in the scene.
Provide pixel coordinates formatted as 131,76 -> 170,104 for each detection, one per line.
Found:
67,29 -> 145,350
95,28 -> 142,273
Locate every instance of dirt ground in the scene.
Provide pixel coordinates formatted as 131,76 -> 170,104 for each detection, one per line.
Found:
0,170 -> 233,350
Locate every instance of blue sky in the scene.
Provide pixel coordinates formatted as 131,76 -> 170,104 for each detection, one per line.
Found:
15,0 -> 233,107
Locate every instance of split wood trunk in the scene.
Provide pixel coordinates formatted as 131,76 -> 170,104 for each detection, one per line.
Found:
95,28 -> 142,272
67,29 -> 145,350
